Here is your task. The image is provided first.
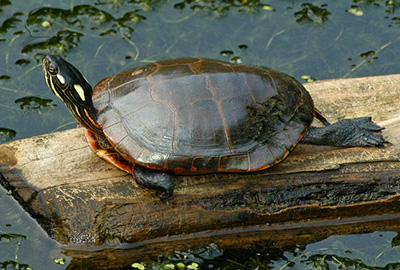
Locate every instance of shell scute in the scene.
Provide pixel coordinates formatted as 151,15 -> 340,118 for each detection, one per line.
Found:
92,58 -> 314,174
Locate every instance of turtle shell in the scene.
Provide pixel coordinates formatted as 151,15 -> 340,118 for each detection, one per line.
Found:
92,58 -> 314,174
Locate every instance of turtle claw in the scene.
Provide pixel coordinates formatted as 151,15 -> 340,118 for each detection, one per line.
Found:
355,117 -> 384,132
302,117 -> 389,147
133,165 -> 175,201
338,117 -> 388,147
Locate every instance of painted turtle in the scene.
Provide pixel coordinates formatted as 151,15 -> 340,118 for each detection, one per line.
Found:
42,56 -> 387,198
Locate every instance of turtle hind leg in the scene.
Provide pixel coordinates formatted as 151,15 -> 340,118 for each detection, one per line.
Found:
301,117 -> 389,147
133,165 -> 175,202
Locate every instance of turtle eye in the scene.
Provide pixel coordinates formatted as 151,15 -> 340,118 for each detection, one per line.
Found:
47,65 -> 59,76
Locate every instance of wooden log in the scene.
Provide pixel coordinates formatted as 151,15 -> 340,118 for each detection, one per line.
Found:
1,74 -> 400,266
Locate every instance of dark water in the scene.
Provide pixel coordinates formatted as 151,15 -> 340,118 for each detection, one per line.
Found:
1,0 -> 400,269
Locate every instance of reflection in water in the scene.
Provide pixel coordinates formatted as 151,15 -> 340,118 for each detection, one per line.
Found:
15,96 -> 56,113
15,59 -> 30,65
219,44 -> 248,63
22,29 -> 84,55
173,0 -> 271,14
0,127 -> 16,142
0,12 -> 23,33
294,3 -> 331,24
75,231 -> 400,269
23,5 -> 146,56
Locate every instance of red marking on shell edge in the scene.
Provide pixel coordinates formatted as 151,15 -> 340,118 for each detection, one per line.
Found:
146,63 -> 160,80
93,76 -> 111,95
84,128 -> 99,153
173,167 -> 186,174
219,168 -> 248,173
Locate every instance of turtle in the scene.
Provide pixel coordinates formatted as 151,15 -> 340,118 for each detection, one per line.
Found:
42,56 -> 387,199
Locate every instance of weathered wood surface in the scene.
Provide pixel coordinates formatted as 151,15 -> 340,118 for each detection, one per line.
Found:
1,74 -> 400,266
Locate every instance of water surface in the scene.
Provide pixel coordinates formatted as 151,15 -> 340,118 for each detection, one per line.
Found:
1,0 -> 400,269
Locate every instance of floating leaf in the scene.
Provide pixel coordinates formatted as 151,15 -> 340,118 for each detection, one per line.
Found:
230,56 -> 242,63
301,75 -> 315,82
0,12 -> 23,33
53,258 -> 65,265
294,3 -> 331,24
0,0 -> 11,7
131,262 -> 145,270
176,263 -> 185,270
220,50 -> 234,56
360,50 -> 375,58
348,8 -> 363,16
187,262 -> 199,270
22,30 -> 83,54
41,20 -> 50,28
0,127 -> 16,142
15,96 -> 57,113
262,5 -> 275,11
15,59 -> 30,65
0,260 -> 31,270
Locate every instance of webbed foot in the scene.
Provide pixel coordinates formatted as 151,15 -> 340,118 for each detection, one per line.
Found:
302,117 -> 389,147
339,117 -> 389,146
133,165 -> 175,202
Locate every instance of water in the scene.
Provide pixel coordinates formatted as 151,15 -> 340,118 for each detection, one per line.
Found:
1,0 -> 400,269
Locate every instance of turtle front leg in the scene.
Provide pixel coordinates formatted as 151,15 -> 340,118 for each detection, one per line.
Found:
133,165 -> 175,201
84,128 -> 133,173
85,128 -> 174,200
301,117 -> 389,147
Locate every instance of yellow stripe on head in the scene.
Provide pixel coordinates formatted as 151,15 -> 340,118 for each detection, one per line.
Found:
56,74 -> 65,84
49,77 -> 63,100
74,84 -> 86,101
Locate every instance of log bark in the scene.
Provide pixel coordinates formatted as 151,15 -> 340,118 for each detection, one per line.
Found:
1,74 -> 400,267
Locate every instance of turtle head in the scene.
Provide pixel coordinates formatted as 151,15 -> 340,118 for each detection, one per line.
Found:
42,55 -> 102,134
